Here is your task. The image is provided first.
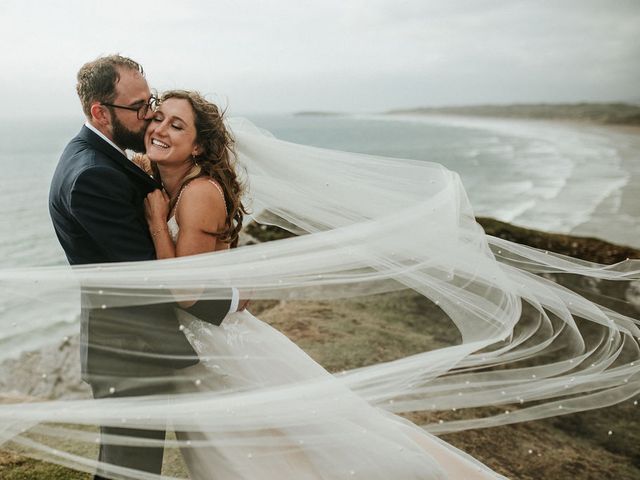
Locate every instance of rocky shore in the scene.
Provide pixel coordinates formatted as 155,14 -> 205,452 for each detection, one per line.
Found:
1,219 -> 639,479
477,217 -> 639,264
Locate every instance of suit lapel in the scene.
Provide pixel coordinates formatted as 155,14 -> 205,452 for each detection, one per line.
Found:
78,126 -> 161,190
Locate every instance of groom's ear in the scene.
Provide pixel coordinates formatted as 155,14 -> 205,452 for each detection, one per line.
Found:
89,102 -> 110,127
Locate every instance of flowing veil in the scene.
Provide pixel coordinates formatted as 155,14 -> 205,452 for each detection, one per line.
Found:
0,118 -> 638,478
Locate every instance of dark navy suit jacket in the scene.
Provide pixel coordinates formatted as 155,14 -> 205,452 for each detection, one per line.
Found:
49,125 -> 231,382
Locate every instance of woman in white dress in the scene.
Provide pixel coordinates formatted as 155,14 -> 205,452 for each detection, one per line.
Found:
141,90 -> 505,479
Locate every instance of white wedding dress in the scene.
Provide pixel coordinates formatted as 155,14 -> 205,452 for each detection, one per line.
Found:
167,216 -> 505,480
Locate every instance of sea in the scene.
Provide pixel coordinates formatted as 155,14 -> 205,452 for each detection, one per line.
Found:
1,113 -> 639,270
1,113 -> 640,361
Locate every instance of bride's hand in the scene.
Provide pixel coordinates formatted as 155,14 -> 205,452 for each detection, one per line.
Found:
144,189 -> 171,229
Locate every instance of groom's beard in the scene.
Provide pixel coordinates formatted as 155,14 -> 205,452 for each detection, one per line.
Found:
112,116 -> 148,153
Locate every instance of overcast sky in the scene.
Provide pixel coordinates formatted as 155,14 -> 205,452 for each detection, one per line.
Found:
0,0 -> 638,117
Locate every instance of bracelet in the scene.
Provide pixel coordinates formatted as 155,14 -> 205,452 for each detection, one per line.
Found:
150,226 -> 168,238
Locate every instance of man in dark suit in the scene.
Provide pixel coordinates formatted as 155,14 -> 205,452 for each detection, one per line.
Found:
49,55 -> 236,478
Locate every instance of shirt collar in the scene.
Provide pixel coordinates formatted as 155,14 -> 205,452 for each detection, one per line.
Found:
84,121 -> 128,157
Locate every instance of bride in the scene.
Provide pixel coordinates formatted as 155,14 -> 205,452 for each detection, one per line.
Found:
140,90 -> 505,479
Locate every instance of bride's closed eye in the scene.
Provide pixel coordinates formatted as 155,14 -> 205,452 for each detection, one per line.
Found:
151,114 -> 183,130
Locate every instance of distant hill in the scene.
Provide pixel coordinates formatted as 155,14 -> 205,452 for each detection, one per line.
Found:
386,103 -> 640,126
294,111 -> 346,117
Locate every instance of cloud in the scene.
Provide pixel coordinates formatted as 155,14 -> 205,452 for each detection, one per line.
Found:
1,0 -> 638,117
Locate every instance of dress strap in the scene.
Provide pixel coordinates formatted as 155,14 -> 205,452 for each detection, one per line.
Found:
207,179 -> 228,212
173,184 -> 187,211
172,179 -> 227,223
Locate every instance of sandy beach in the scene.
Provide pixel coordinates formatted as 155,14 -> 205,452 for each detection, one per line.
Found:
568,123 -> 640,248
382,112 -> 640,249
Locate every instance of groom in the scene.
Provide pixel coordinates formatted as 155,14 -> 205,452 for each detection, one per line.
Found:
49,55 -> 237,478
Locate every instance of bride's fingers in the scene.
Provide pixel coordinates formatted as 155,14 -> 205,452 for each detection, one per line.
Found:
146,190 -> 164,204
147,189 -> 169,203
145,193 -> 161,212
144,190 -> 170,223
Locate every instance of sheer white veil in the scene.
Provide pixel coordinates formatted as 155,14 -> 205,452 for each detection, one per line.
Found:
0,118 -> 638,477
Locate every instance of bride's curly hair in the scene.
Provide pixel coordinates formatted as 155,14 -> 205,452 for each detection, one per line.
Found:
155,90 -> 248,247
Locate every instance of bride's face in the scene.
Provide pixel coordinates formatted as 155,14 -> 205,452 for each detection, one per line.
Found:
145,98 -> 200,164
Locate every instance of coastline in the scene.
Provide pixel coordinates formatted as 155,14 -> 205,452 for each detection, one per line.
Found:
370,112 -> 640,250
477,217 -> 639,263
294,105 -> 640,251
390,112 -> 640,136
385,103 -> 640,127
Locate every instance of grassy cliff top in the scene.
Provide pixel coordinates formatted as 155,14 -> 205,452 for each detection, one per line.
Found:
2,219 -> 638,479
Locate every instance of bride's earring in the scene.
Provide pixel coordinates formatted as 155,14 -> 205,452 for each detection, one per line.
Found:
192,148 -> 203,167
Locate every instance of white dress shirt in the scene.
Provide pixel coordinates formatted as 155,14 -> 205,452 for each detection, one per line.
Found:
84,121 -> 128,157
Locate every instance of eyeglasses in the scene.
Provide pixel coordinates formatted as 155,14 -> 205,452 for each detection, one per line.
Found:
101,95 -> 158,120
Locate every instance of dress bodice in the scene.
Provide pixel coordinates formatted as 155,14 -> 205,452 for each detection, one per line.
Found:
167,216 -> 179,243
166,179 -> 227,245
